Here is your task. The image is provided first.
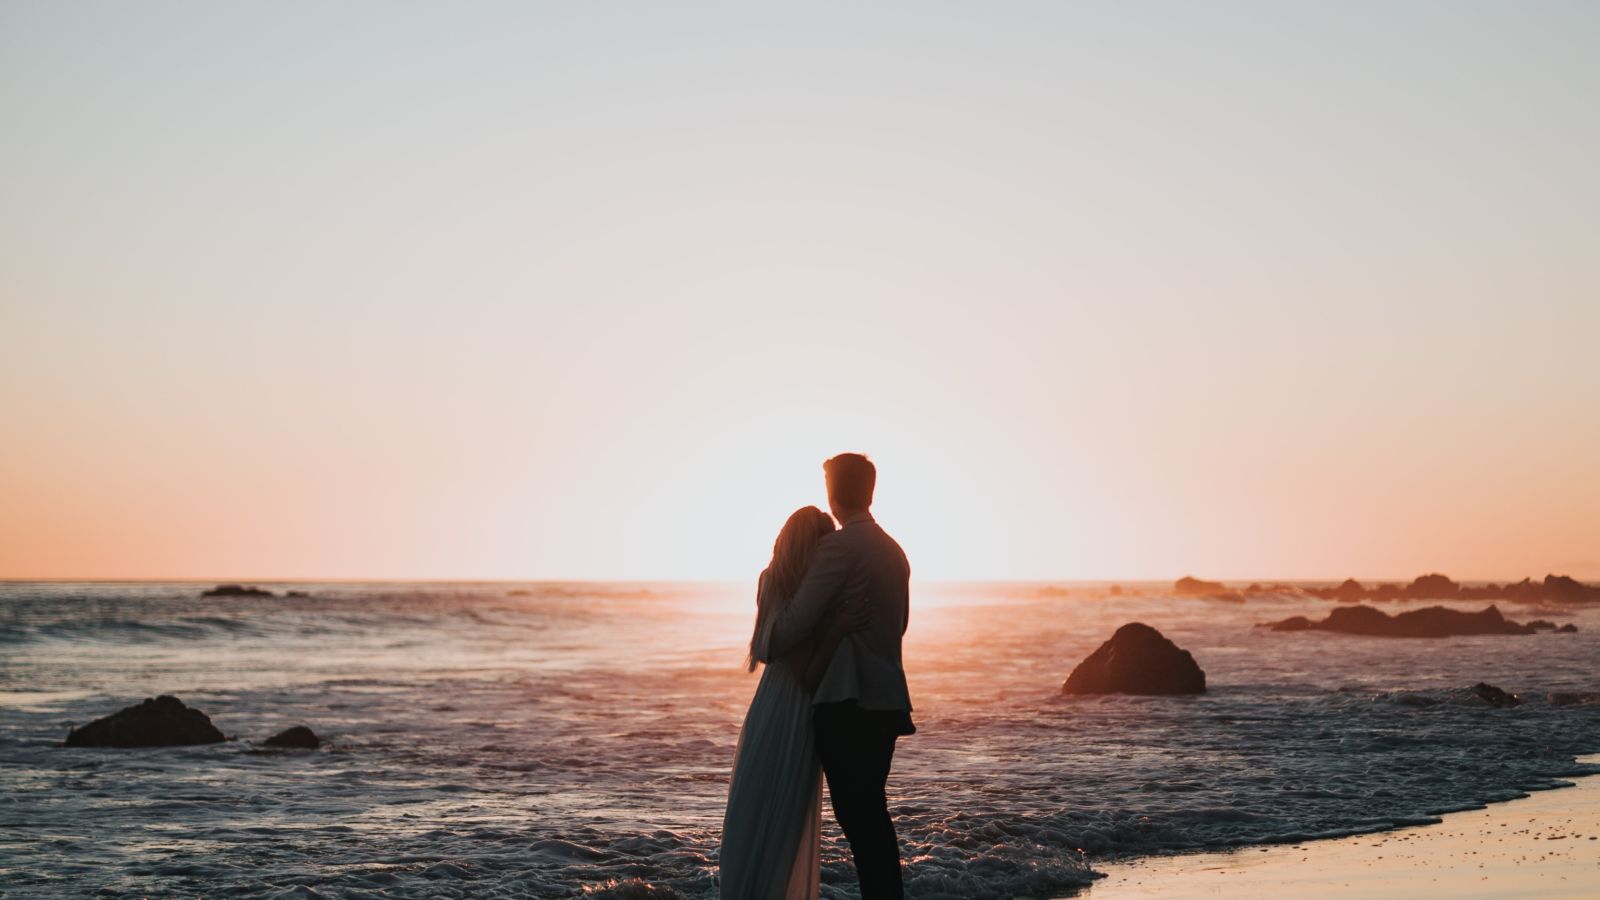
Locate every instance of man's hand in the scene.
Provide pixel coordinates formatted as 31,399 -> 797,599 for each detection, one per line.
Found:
803,596 -> 875,695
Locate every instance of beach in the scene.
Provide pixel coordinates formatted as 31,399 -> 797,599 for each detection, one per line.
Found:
1090,754 -> 1600,898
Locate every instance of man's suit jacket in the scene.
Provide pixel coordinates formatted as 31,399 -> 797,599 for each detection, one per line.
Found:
770,512 -> 912,711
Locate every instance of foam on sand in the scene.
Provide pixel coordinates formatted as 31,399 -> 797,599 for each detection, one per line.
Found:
1088,753 -> 1600,898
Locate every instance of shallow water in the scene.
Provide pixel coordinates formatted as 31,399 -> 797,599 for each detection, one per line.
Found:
2,581 -> 1597,898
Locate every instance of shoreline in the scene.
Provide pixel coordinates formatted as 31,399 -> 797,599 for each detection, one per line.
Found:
1081,754 -> 1600,898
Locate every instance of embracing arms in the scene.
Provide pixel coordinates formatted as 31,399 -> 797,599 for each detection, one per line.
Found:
798,597 -> 872,693
767,534 -> 853,657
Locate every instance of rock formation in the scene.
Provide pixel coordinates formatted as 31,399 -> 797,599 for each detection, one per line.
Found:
1173,576 -> 1227,596
64,695 -> 227,748
1404,573 -> 1461,598
1469,682 -> 1520,707
202,584 -> 275,598
1543,575 -> 1594,602
1062,623 -> 1206,695
1332,578 -> 1366,601
1306,573 -> 1599,604
1264,604 -> 1535,637
263,726 -> 321,749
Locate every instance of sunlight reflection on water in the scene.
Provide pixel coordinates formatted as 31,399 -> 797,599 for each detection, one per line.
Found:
1,581 -> 1597,898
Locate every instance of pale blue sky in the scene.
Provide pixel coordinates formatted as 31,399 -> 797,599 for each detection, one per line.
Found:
3,2 -> 1597,580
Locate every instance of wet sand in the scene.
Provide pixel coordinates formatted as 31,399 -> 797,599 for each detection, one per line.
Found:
1086,755 -> 1600,898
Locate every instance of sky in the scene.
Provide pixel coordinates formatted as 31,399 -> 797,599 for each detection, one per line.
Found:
2,2 -> 1597,582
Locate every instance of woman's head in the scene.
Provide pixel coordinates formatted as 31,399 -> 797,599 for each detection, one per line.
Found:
746,506 -> 835,670
765,505 -> 836,599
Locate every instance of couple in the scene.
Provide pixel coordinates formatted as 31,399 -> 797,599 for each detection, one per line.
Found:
720,453 -> 915,900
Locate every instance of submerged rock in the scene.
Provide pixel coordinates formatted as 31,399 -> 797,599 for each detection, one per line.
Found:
202,584 -> 275,598
1062,623 -> 1206,695
1469,682 -> 1521,707
1269,615 -> 1316,631
1549,691 -> 1600,706
263,725 -> 321,749
64,695 -> 226,748
1264,604 -> 1535,637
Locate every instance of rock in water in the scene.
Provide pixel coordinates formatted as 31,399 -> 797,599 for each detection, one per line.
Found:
1173,576 -> 1226,596
1549,692 -> 1600,706
1469,682 -> 1521,707
202,584 -> 275,598
1332,578 -> 1366,601
1404,573 -> 1461,598
1061,623 -> 1206,695
1557,623 -> 1580,633
263,726 -> 321,749
1542,574 -> 1597,603
1264,604 -> 1535,637
64,695 -> 226,748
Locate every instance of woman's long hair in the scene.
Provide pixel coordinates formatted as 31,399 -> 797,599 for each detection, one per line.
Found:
746,506 -> 836,671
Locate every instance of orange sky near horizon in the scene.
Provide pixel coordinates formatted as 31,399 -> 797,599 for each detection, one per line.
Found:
2,3 -> 1598,582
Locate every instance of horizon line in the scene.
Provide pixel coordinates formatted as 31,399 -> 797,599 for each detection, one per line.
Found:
1,573 -> 1592,586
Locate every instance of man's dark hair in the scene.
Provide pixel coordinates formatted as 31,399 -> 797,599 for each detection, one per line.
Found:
824,453 -> 876,511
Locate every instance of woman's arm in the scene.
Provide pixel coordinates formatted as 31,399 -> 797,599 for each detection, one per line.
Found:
800,597 -> 871,694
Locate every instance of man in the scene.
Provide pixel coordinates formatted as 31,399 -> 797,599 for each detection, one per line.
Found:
768,452 -> 914,899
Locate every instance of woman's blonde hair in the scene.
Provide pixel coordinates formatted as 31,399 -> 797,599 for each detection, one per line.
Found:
747,506 -> 836,671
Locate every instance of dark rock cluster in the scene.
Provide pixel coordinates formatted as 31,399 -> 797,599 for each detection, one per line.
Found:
1168,573 -> 1600,605
1303,573 -> 1600,604
201,584 -> 275,598
1263,604 -> 1549,638
63,696 -> 324,750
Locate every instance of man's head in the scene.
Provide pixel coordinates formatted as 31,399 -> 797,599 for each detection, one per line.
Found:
823,452 -> 876,522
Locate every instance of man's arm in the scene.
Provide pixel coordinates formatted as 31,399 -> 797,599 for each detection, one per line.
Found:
768,534 -> 851,656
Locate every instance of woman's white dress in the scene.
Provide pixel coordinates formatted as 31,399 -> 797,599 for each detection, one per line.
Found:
719,650 -> 823,899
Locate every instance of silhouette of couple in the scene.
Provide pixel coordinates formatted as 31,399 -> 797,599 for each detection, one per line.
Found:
720,453 -> 915,899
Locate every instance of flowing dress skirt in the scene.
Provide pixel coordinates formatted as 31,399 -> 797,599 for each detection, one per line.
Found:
719,659 -> 823,900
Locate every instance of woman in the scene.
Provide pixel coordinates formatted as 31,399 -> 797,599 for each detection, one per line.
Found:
719,506 -> 870,900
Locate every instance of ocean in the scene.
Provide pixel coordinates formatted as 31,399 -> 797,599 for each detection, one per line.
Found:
2,581 -> 1597,898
